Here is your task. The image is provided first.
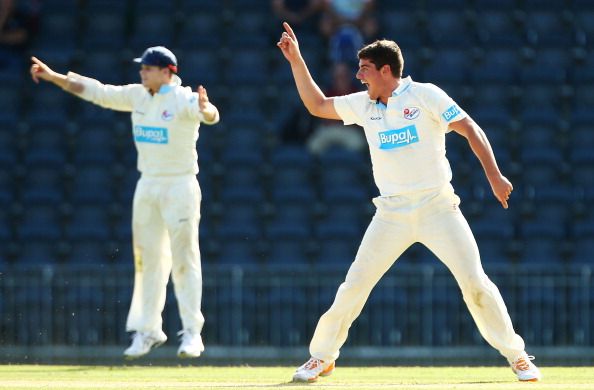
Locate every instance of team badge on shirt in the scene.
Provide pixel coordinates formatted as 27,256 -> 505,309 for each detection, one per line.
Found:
161,110 -> 174,121
403,107 -> 420,120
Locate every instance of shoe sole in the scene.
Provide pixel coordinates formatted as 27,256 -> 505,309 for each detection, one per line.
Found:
292,365 -> 335,383
123,339 -> 167,360
177,351 -> 202,359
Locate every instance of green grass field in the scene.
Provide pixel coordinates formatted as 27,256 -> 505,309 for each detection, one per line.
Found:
0,365 -> 592,389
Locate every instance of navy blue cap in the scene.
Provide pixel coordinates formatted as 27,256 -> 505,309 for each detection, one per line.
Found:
133,46 -> 178,73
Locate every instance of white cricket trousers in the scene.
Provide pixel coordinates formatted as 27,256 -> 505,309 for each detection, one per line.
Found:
126,174 -> 205,335
310,184 -> 525,362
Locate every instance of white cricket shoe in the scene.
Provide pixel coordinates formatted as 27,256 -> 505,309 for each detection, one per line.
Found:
292,357 -> 335,383
177,329 -> 205,358
123,330 -> 167,359
510,352 -> 542,381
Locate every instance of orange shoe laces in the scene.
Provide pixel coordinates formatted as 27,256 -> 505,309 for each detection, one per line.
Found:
303,358 -> 323,370
513,355 -> 534,371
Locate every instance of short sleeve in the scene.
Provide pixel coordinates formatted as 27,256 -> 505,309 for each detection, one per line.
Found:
333,92 -> 369,126
423,84 -> 468,130
181,89 -> 220,124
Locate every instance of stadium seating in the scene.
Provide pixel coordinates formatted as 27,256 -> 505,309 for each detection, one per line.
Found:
2,0 -> 593,351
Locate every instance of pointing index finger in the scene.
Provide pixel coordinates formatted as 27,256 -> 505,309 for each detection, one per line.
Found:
283,22 -> 296,40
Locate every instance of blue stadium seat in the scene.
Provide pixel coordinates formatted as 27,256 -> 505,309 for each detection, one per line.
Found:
475,11 -> 524,48
81,11 -> 127,50
21,167 -> 65,204
0,209 -> 10,245
379,10 -> 423,48
318,149 -> 368,192
176,50 -> 221,85
522,185 -> 574,222
129,12 -> 174,52
570,220 -> 594,264
226,10 -> 270,48
224,49 -> 269,85
66,240 -> 109,265
0,170 -> 13,204
65,205 -> 111,240
17,205 -> 62,241
524,10 -> 581,48
79,50 -> 125,85
472,220 -> 514,264
520,148 -> 564,186
315,222 -> 360,264
518,221 -> 565,264
218,200 -> 261,228
519,62 -> 566,85
423,49 -> 472,84
22,118 -> 68,167
426,10 -> 475,47
321,187 -> 369,228
216,224 -> 262,265
33,11 -> 78,50
271,185 -> 315,213
70,165 -> 114,205
570,149 -> 594,186
265,224 -> 311,265
15,240 -> 59,265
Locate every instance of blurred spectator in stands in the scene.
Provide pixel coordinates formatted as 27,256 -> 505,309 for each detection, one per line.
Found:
0,0 -> 39,71
272,0 -> 322,32
319,0 -> 378,64
307,61 -> 365,155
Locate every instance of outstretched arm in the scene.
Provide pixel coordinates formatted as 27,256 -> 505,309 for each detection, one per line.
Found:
276,22 -> 340,120
30,56 -> 84,94
450,117 -> 513,209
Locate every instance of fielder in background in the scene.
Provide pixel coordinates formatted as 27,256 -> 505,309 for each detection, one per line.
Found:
30,46 -> 219,359
277,22 -> 542,383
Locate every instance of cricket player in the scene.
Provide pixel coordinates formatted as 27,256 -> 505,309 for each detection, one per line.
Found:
277,22 -> 542,382
30,46 -> 219,359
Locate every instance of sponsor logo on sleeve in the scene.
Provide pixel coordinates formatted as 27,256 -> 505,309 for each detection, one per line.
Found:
403,106 -> 420,120
133,126 -> 169,144
442,104 -> 461,122
378,125 -> 419,149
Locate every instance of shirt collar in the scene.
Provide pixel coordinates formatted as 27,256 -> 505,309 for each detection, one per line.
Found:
391,76 -> 412,97
157,74 -> 182,95
372,76 -> 413,106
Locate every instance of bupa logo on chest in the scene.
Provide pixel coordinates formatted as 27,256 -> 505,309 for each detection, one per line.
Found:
378,125 -> 419,150
133,125 -> 169,144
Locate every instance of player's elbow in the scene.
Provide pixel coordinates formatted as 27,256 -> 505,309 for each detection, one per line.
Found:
306,99 -> 336,119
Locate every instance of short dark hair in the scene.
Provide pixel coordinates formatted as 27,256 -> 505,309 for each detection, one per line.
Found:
357,40 -> 404,78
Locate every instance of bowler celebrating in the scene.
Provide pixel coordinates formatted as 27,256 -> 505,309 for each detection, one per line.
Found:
277,22 -> 541,383
30,46 -> 219,359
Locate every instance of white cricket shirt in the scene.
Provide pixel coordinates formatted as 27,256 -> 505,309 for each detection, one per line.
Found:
66,72 -> 219,176
333,76 -> 467,196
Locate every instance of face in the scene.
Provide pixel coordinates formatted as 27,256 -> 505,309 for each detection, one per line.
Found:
139,65 -> 170,92
356,58 -> 385,101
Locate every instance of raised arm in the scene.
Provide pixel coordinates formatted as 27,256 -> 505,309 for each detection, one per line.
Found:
30,56 -> 84,94
276,22 -> 340,120
197,85 -> 219,124
450,116 -> 513,209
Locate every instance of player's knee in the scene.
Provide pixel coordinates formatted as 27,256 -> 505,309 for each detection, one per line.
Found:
461,275 -> 492,307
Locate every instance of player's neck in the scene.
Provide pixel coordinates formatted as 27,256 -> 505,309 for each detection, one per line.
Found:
378,78 -> 402,105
